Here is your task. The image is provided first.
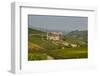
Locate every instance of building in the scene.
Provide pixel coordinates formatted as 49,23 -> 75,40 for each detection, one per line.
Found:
70,44 -> 77,47
47,32 -> 62,41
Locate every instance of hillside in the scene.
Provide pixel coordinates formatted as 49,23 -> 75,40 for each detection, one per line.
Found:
28,28 -> 88,60
28,28 -> 46,34
66,30 -> 88,42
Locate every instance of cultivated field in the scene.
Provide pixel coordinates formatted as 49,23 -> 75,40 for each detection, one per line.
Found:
28,28 -> 88,61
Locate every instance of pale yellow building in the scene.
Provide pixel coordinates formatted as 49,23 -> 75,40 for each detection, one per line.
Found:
47,32 -> 62,41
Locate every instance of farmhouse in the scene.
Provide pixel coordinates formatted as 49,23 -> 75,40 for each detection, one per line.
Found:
47,32 -> 62,41
62,42 -> 78,48
70,44 -> 77,47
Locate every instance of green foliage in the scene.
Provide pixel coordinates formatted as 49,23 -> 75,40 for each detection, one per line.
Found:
28,28 -> 46,34
29,35 -> 59,51
28,28 -> 88,60
28,53 -> 48,60
46,47 -> 88,59
66,30 -> 88,42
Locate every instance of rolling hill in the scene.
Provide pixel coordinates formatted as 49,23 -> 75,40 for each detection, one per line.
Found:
66,30 -> 88,42
28,28 -> 88,60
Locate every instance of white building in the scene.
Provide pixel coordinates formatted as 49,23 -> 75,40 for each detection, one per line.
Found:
47,32 -> 62,41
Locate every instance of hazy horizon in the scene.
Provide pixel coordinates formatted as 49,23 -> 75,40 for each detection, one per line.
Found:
28,15 -> 88,32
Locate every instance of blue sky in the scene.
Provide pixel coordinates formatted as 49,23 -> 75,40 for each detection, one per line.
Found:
28,15 -> 88,32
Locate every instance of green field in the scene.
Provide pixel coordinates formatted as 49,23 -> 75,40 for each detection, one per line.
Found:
28,28 -> 88,61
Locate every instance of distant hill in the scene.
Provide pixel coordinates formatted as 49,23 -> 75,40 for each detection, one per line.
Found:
28,28 -> 46,34
28,28 -> 87,46
66,30 -> 88,42
29,26 -> 70,34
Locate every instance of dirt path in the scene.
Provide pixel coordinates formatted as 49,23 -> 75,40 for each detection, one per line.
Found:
47,56 -> 54,60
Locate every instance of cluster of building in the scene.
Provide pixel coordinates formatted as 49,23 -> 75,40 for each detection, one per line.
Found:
46,32 -> 79,48
47,32 -> 63,41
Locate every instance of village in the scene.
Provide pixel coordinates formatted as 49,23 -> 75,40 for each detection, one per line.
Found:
29,31 -> 80,48
28,28 -> 88,60
46,32 -> 80,48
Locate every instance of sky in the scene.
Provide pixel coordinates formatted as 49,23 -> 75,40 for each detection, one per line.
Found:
28,15 -> 88,32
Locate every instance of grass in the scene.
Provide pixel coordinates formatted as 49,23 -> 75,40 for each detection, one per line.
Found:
28,28 -> 88,60
28,53 -> 48,60
28,36 -> 60,51
46,47 -> 88,59
28,46 -> 88,60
